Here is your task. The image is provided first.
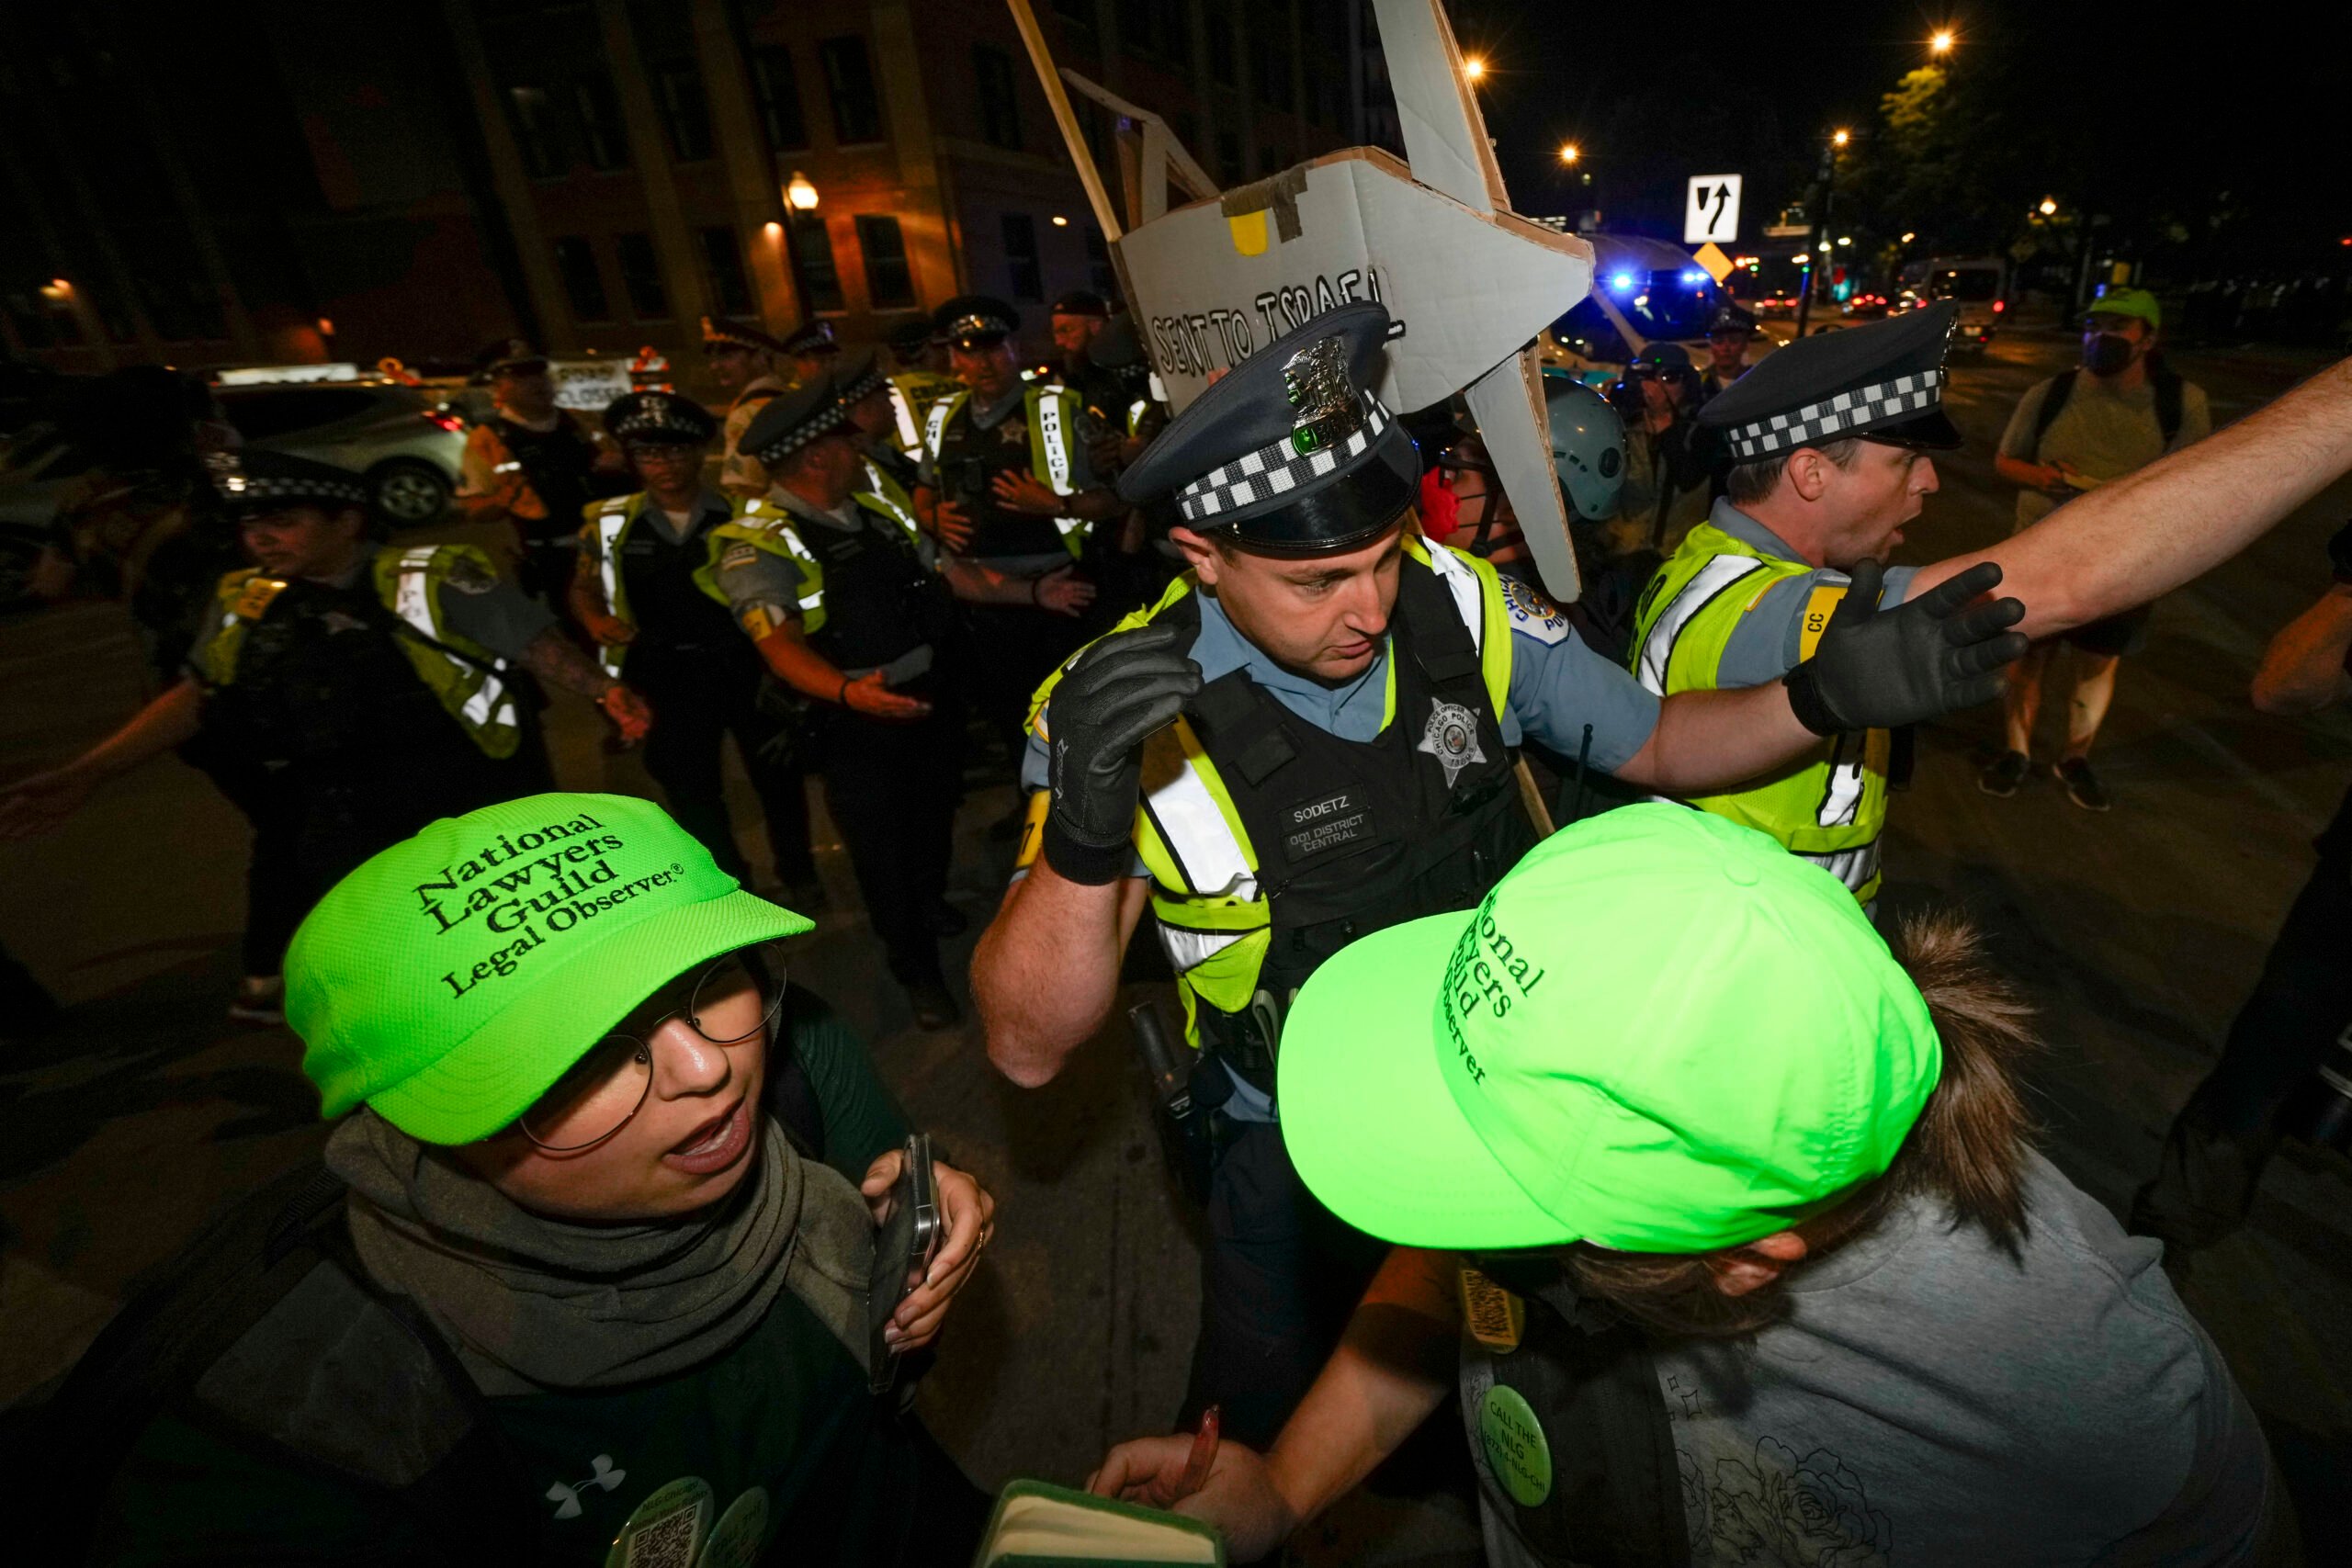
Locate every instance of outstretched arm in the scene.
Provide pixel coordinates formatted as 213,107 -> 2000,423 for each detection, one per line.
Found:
515,628 -> 652,740
1915,358 -> 2352,637
0,677 -> 203,837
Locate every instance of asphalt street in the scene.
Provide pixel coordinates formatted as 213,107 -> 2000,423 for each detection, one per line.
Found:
2,323 -> 2348,1557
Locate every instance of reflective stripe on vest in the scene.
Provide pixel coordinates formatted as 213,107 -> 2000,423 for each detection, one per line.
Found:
888,381 -> 922,451
592,499 -> 634,679
1628,521 -> 1889,901
390,547 -> 518,735
922,392 -> 964,461
1034,389 -> 1075,497
857,461 -> 922,540
1634,553 -> 1765,695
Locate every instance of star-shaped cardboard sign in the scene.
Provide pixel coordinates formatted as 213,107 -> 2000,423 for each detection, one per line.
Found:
1101,0 -> 1594,601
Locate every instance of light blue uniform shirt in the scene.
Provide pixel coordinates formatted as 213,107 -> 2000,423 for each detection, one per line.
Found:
1022,579 -> 1661,1120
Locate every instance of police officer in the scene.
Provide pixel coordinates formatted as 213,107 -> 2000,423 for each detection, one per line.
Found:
0,452 -> 651,1021
457,339 -> 628,609
707,375 -> 1094,1028
1634,299 -> 2351,908
571,391 -> 823,907
1698,299 -> 1761,402
831,350 -> 926,541
913,295 -> 1125,758
703,316 -> 794,501
882,319 -> 965,462
781,321 -> 841,389
1612,343 -> 1712,547
972,302 -> 2028,1446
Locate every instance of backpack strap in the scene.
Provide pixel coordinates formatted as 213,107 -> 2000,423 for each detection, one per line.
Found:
2153,367 -> 2184,447
2030,369 -> 2078,457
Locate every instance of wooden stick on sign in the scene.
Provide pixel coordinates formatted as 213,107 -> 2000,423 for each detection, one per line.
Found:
1005,0 -> 1124,243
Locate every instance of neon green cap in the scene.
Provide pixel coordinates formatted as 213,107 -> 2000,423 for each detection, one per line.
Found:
2085,287 -> 2160,330
287,793 -> 811,1145
1275,805 -> 1939,1253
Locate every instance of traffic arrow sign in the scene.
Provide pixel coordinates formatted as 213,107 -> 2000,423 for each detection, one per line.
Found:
1684,175 -> 1743,244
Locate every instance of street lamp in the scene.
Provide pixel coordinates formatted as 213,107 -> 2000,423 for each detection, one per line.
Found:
1797,130 -> 1851,335
786,171 -> 820,211
1832,129 -> 1850,149
1558,142 -> 1579,165
2039,197 -> 2058,217
1901,231 -> 1917,243
1930,29 -> 1955,55
1463,55 -> 1486,81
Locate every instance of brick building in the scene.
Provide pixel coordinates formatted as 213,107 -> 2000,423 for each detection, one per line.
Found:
0,1 -> 1396,389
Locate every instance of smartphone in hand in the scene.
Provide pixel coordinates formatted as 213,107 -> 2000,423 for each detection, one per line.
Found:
867,1132 -> 941,1393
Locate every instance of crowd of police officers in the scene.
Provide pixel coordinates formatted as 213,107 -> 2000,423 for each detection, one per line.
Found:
8,276 -> 2352,1562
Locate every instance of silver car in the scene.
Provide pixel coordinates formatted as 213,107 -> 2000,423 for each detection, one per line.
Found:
215,381 -> 467,525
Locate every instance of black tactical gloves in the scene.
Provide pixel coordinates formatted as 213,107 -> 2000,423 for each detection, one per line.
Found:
1041,622 -> 1204,885
1783,559 -> 2028,736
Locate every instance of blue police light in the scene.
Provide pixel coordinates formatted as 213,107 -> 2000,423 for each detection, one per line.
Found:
1609,272 -> 1636,292
1679,268 -> 1707,287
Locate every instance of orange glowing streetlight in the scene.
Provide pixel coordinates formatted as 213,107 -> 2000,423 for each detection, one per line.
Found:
1832,129 -> 1851,149
785,172 -> 819,212
1558,142 -> 1580,165
1463,55 -> 1486,82
1930,29 -> 1955,55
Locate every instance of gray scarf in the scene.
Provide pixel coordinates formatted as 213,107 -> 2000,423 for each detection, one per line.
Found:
328,1109 -> 874,1396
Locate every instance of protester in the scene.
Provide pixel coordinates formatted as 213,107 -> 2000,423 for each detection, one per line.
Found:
53,795 -> 996,1563
1611,344 -> 1712,547
1983,288 -> 2212,809
456,339 -> 628,609
2132,519 -> 2352,1264
1091,806 -> 2284,1566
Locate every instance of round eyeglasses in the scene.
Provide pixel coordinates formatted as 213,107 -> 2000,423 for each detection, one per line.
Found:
518,950 -> 783,1152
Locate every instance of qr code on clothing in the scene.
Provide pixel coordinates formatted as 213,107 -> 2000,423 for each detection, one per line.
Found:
623,1499 -> 705,1568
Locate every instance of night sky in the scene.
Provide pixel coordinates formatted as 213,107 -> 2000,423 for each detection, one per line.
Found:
1442,0 -> 2343,267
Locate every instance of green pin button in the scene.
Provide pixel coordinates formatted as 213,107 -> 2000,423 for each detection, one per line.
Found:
1478,1384 -> 1555,1507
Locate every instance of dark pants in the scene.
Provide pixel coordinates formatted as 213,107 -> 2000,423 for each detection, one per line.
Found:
815,697 -> 964,987
631,647 -> 816,886
964,599 -> 1091,765
1179,1119 -> 1393,1450
2132,852 -> 2352,1250
181,742 -> 314,979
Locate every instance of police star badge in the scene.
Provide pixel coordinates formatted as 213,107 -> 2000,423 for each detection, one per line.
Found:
1282,334 -> 1365,458
1417,697 -> 1486,790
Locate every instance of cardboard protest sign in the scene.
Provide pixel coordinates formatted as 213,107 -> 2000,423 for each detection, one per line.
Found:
549,360 -> 635,412
1115,149 -> 1591,599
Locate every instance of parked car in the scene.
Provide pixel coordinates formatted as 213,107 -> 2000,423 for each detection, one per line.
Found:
214,381 -> 466,525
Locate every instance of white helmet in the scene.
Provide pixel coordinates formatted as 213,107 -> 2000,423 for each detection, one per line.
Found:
1544,377 -> 1627,523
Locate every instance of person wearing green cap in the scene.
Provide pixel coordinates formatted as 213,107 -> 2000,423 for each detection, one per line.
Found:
57,794 -> 999,1564
1984,288 -> 2211,809
1089,806 -> 2282,1565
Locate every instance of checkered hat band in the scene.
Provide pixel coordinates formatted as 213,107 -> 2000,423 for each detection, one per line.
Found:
220,475 -> 368,506
1176,397 -> 1392,523
1724,369 -> 1944,460
616,404 -> 707,439
751,411 -> 854,466
835,367 -> 887,404
944,313 -> 1011,339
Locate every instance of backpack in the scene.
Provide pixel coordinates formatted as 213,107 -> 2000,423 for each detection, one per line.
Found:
2030,364 -> 2186,455
17,1029 -> 835,1563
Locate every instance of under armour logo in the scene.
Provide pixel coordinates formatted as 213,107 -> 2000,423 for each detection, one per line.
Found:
546,1453 -> 627,1519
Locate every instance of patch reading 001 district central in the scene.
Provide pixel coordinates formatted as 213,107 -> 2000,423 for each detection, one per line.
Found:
1282,788 -> 1374,863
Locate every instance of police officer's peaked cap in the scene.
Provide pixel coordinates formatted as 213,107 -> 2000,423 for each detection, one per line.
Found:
212,449 -> 371,517
472,337 -> 548,382
1698,300 -> 1962,461
934,295 -> 1021,349
1090,312 -> 1147,371
885,317 -> 937,357
1051,288 -> 1111,320
701,316 -> 790,355
1630,342 -> 1695,372
1118,302 -> 1416,555
1706,301 -> 1758,337
741,377 -> 856,468
604,390 -> 718,446
831,350 -> 889,409
780,321 -> 838,357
